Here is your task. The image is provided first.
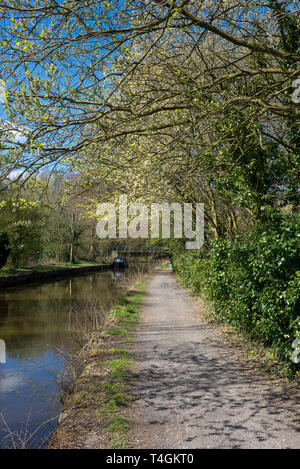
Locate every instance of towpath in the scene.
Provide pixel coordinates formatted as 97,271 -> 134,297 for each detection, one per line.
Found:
129,266 -> 299,449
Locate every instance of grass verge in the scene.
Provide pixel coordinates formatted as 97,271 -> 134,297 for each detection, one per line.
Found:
96,284 -> 146,448
49,279 -> 148,449
0,262 -> 106,277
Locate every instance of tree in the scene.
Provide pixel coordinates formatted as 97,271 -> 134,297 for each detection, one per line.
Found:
0,232 -> 10,268
0,0 -> 298,253
0,0 -> 298,182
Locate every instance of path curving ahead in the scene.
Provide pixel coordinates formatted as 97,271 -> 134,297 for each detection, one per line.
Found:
129,266 -> 299,449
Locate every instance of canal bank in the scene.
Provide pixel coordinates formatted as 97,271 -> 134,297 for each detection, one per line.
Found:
49,275 -> 151,449
48,262 -> 168,449
0,263 -> 112,290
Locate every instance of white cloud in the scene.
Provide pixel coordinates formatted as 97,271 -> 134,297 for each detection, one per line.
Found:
0,374 -> 23,393
0,119 -> 28,144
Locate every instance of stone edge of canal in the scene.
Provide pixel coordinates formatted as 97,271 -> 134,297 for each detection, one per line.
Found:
0,264 -> 113,290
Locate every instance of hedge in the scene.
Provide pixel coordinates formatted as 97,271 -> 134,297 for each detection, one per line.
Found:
172,213 -> 300,370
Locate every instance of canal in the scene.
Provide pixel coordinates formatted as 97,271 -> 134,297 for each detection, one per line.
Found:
0,260 -> 151,448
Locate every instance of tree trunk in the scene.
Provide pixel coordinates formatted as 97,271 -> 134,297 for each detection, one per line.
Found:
69,213 -> 75,264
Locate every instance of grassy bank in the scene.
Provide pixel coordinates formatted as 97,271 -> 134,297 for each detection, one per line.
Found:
0,261 -> 108,277
0,262 -> 113,289
49,277 -> 148,449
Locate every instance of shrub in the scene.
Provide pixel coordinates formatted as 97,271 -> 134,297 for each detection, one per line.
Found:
172,213 -> 300,370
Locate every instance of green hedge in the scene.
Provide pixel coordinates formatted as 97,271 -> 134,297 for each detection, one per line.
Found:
172,214 -> 300,370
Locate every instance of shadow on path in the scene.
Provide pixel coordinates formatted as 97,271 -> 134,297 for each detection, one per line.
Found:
129,269 -> 299,449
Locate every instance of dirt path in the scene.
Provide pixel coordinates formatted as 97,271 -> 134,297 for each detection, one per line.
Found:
128,266 -> 299,449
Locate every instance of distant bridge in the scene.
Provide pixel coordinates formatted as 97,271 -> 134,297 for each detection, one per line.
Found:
112,244 -> 168,256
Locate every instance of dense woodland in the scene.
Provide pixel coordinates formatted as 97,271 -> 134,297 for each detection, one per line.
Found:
0,0 -> 299,369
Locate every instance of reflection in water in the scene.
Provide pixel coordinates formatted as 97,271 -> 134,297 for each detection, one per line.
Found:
0,373 -> 23,393
112,270 -> 125,281
0,340 -> 5,365
0,298 -> 8,329
0,261 -> 151,448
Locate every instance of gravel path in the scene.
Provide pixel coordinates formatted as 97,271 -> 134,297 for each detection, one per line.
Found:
129,266 -> 299,449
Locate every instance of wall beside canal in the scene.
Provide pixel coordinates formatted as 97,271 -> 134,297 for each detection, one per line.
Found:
0,264 -> 113,289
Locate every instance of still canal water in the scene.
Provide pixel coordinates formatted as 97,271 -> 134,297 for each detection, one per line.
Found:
0,261 -> 150,448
